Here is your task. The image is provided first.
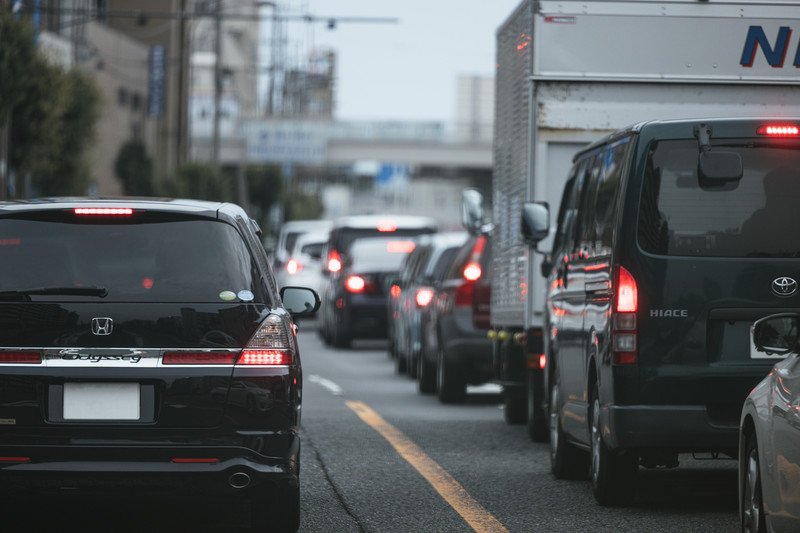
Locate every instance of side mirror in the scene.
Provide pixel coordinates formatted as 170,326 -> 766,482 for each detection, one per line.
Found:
280,286 -> 321,317
753,313 -> 800,356
521,202 -> 550,246
461,189 -> 484,234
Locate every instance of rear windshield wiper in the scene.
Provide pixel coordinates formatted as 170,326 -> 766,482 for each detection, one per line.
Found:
0,286 -> 108,301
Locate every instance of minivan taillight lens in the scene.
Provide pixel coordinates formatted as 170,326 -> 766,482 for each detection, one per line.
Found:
0,351 -> 42,364
163,352 -> 238,364
327,250 -> 342,273
241,314 -> 295,365
286,259 -> 301,275
613,266 -> 638,364
415,288 -> 434,307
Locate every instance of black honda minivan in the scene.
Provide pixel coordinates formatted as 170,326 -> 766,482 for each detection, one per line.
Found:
522,118 -> 800,506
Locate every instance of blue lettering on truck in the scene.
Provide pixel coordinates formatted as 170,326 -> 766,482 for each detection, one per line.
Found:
740,26 -> 800,67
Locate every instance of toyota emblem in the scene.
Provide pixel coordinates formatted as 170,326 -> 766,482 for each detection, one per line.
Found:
772,277 -> 798,298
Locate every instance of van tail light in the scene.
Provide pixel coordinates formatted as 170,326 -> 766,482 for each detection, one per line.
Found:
239,314 -> 295,365
415,288 -> 434,307
286,259 -> 302,275
0,351 -> 42,364
327,250 -> 342,273
612,266 -> 638,364
162,315 -> 295,366
454,280 -> 475,307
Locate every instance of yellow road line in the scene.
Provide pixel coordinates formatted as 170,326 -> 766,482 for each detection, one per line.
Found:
346,400 -> 509,533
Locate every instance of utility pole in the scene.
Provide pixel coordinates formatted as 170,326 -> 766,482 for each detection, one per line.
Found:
212,0 -> 222,166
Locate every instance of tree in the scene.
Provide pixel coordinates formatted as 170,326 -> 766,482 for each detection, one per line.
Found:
0,9 -> 37,123
114,139 -> 155,196
159,163 -> 233,202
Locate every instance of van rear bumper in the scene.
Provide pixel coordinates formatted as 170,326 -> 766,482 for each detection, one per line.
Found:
602,405 -> 738,452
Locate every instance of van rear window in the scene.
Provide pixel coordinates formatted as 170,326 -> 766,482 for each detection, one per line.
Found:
0,216 -> 267,303
638,139 -> 800,257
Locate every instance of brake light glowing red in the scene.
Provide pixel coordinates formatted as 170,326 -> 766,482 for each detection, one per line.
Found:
238,350 -> 292,365
327,250 -> 342,273
162,352 -> 238,364
463,263 -> 482,281
346,275 -> 366,292
286,259 -> 301,275
386,241 -> 415,253
757,125 -> 800,136
0,351 -> 42,364
74,208 -> 133,216
377,220 -> 397,232
616,266 -> 638,313
415,288 -> 434,307
391,284 -> 401,298
0,457 -> 30,462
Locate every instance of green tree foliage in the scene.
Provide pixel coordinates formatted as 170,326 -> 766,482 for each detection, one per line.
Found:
0,9 -> 37,122
2,10 -> 102,197
159,163 -> 233,202
114,139 -> 155,196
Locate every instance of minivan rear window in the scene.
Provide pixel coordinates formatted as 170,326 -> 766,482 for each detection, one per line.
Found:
638,138 -> 800,257
0,216 -> 267,303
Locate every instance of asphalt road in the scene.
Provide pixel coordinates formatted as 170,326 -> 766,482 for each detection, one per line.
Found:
2,322 -> 741,532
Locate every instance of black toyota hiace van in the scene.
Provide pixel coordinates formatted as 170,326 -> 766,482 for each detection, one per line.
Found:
522,118 -> 800,505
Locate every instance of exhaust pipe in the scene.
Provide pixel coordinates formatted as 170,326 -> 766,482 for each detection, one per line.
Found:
228,472 -> 251,489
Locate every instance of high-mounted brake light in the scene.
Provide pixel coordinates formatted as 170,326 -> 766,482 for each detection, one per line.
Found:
757,125 -> 800,136
74,208 -> 133,216
386,241 -> 415,253
0,351 -> 42,364
377,220 -> 397,232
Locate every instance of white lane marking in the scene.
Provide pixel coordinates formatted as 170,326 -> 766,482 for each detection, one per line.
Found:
308,374 -> 343,396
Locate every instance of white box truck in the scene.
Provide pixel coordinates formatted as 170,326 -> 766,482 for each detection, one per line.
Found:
489,0 -> 800,440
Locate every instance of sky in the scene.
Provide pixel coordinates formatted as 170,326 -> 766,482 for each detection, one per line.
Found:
266,0 -> 521,124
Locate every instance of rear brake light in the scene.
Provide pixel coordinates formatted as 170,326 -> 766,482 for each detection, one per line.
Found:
386,241 -> 415,253
327,250 -> 342,273
74,208 -> 133,216
390,284 -> 401,298
757,124 -> 800,136
0,351 -> 42,364
238,350 -> 292,365
163,352 -> 238,364
377,220 -> 397,232
0,457 -> 30,462
454,280 -> 475,306
346,275 -> 366,292
463,263 -> 482,281
415,288 -> 434,307
616,266 -> 638,313
286,259 -> 302,275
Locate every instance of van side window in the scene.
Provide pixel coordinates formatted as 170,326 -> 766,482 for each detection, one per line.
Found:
552,161 -> 585,257
576,153 -> 602,256
593,139 -> 631,254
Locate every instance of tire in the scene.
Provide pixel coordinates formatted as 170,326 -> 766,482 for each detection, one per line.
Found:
590,388 -> 637,506
251,482 -> 300,533
417,350 -> 436,394
549,379 -> 589,479
436,345 -> 466,404
742,433 -> 767,533
527,368 -> 549,443
394,346 -> 407,374
408,349 -> 419,379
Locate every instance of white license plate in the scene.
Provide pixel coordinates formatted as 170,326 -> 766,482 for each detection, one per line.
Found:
63,383 -> 140,420
749,325 -> 791,360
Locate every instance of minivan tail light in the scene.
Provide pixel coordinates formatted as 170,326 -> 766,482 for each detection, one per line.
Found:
616,266 -> 638,313
346,275 -> 366,292
613,266 -> 638,364
241,314 -> 295,365
286,259 -> 301,275
327,250 -> 342,273
0,351 -> 42,364
415,288 -> 434,307
163,352 -> 238,364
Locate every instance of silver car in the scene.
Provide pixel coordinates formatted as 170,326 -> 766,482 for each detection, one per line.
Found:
740,313 -> 800,533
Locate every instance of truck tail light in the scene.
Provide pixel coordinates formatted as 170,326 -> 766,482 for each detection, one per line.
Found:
613,266 -> 638,364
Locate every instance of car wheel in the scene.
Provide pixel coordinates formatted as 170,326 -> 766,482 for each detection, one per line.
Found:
742,432 -> 767,533
417,350 -> 436,394
251,482 -> 300,533
590,387 -> 637,506
549,378 -> 589,479
436,344 -> 466,404
527,368 -> 549,443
